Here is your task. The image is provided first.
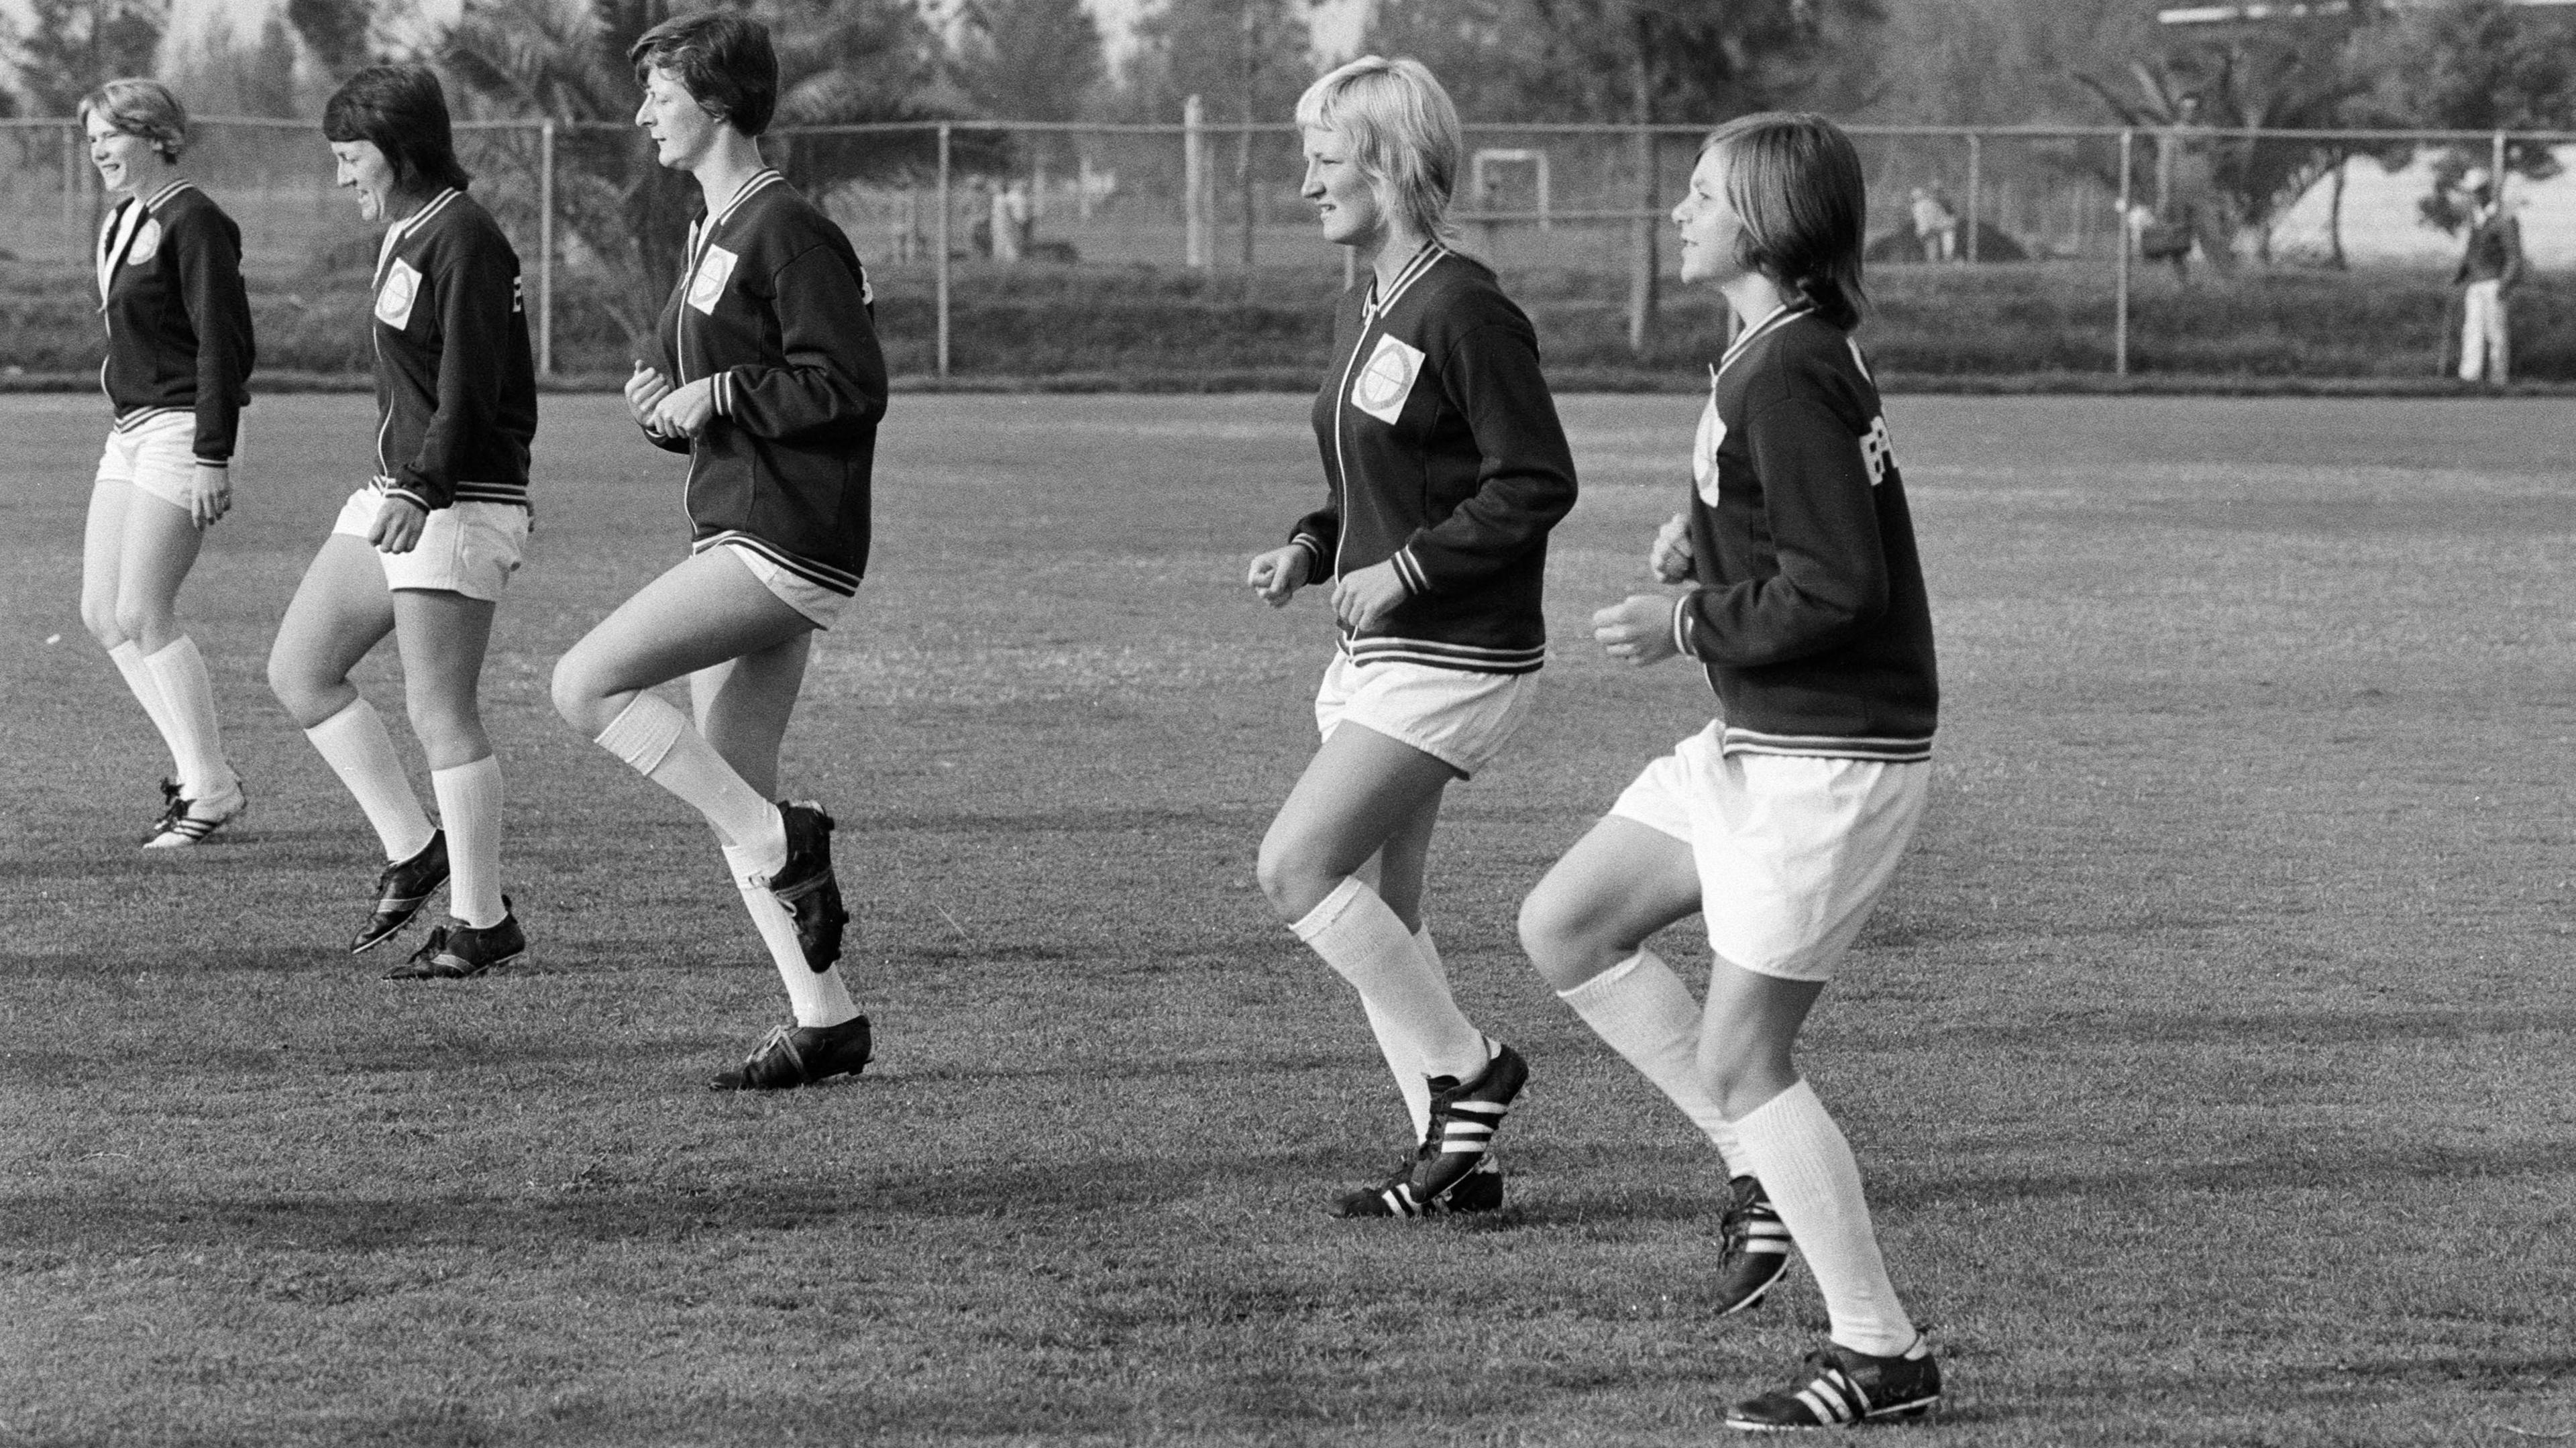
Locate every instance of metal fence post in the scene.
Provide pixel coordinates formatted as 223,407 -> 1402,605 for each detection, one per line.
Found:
537,119 -> 556,377
936,123 -> 953,380
62,121 -> 80,261
2491,128 -> 2508,205
1626,125 -> 1655,354
2115,128 -> 2133,378
1183,96 -> 1208,270
1965,132 -> 1982,264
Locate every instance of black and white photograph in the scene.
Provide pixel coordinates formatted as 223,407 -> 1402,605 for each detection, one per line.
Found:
2,0 -> 2571,1442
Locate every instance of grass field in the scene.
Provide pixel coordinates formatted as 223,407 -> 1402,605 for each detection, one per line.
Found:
3,392 -> 2574,1447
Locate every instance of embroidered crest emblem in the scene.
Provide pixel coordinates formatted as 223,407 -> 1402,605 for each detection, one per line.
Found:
127,218 -> 160,266
1350,333 -> 1426,425
374,258 -> 421,330
1692,389 -> 1727,506
687,245 -> 739,315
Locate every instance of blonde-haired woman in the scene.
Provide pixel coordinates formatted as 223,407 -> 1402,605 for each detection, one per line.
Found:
78,77 -> 254,846
1244,55 -> 1578,1218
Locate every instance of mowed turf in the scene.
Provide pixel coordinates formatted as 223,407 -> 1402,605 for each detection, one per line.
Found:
3,390 -> 2573,1447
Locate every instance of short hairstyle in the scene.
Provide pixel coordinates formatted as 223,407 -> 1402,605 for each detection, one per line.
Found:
629,11 -> 778,138
1295,56 -> 1462,245
1699,113 -> 1869,330
79,78 -> 189,162
323,65 -> 472,193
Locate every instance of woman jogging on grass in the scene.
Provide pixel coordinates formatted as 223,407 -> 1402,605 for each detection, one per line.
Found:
78,78 -> 254,848
1515,113 -> 1943,1430
551,10 -> 880,1092
267,65 -> 537,980
1244,55 -> 1578,1219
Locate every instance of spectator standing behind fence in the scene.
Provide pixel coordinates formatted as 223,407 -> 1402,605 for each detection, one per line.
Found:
1907,185 -> 1956,263
992,178 -> 1029,263
2156,97 -> 2234,280
76,78 -> 255,849
2453,167 -> 2524,384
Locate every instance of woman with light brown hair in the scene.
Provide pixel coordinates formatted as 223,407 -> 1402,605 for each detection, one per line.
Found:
78,77 -> 254,848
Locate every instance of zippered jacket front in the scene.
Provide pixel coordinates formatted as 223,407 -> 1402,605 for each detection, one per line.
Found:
368,188 -> 537,512
97,179 -> 255,465
1670,305 -> 1938,761
647,170 -> 886,597
1290,245 -> 1577,674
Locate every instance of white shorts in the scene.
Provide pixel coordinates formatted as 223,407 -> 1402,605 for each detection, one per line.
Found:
724,541 -> 845,629
1313,652 -> 1535,779
1611,722 -> 1929,982
94,411 -> 205,514
331,486 -> 528,602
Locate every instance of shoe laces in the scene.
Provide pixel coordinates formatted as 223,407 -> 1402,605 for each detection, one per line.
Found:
744,1023 -> 797,1068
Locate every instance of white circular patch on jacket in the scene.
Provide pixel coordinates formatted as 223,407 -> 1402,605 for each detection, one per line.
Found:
127,218 -> 160,266
1692,390 -> 1727,507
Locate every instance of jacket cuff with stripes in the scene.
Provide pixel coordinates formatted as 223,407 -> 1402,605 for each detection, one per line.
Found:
1288,532 -> 1328,579
192,456 -> 229,470
1673,588 -> 1707,660
712,370 -> 739,419
1389,546 -> 1430,598
382,474 -> 440,512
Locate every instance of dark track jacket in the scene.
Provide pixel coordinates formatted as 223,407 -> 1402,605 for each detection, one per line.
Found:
645,169 -> 885,597
1670,304 -> 1939,761
96,178 -> 255,465
1289,244 -> 1578,674
369,188 -> 537,512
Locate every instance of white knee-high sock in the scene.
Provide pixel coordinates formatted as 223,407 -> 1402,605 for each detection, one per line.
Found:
1556,949 -> 1749,1175
594,693 -> 784,873
142,636 -> 236,801
109,641 -> 186,782
1360,923 -> 1447,1141
431,757 -> 505,928
722,841 -> 859,1028
1293,878 -> 1488,1083
305,696 -> 437,862
1731,1078 -> 1916,1356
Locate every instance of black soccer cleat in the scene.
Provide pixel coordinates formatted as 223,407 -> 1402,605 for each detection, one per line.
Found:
1408,1042 -> 1529,1202
142,779 -> 248,849
708,1015 -> 873,1091
1725,1339 -> 1941,1432
350,830 -> 449,954
764,800 -> 848,972
1715,1174 -> 1794,1315
384,898 -> 525,980
1328,1153 -> 1504,1219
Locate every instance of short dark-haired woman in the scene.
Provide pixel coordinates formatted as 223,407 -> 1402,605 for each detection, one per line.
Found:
1517,113 -> 1943,1430
551,11 -> 884,1091
78,77 -> 254,847
268,64 -> 538,979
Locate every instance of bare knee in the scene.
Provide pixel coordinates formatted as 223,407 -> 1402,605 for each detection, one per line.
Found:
1255,829 -> 1333,924
1517,880 -> 1635,993
82,599 -> 125,649
266,643 -> 339,728
551,646 -> 632,738
114,601 -> 174,651
1699,1036 -> 1798,1121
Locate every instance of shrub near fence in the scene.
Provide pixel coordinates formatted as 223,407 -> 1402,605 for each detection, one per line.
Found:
3,255 -> 2563,386
10,113 -> 2576,386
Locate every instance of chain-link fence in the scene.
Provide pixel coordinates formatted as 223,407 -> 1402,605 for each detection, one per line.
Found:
5,114 -> 2569,382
